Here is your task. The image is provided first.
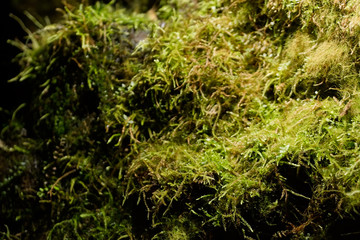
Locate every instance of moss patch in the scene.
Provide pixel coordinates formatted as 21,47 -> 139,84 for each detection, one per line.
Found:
2,0 -> 360,239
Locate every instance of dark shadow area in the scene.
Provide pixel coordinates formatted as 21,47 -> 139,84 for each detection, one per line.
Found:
326,214 -> 360,240
0,1 -> 28,112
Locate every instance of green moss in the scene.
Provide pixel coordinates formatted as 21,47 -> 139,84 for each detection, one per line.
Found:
3,0 -> 360,239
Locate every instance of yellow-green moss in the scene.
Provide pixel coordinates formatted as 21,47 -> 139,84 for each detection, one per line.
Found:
3,0 -> 360,239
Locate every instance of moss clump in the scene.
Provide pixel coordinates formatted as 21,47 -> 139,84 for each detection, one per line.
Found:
305,41 -> 349,76
3,0 -> 360,239
285,32 -> 313,63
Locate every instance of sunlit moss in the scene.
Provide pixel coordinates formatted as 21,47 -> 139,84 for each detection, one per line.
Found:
3,0 -> 360,239
285,32 -> 313,64
304,41 -> 350,77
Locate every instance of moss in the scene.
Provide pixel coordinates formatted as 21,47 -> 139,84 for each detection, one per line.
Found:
285,32 -> 313,64
3,0 -> 360,239
305,41 -> 350,76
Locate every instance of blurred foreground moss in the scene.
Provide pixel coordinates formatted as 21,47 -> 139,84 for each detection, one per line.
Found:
2,0 -> 360,239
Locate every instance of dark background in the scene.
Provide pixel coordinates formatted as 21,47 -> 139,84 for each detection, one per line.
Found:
1,1 -> 67,120
0,1 -> 30,112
